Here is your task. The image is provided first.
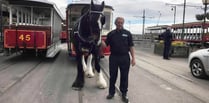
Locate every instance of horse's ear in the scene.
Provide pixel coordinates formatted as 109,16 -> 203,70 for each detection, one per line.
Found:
101,1 -> 105,9
91,0 -> 94,6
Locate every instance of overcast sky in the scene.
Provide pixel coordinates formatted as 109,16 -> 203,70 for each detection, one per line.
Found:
49,0 -> 205,34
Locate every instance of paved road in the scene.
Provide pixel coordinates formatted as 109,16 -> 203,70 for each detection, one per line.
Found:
0,43 -> 207,103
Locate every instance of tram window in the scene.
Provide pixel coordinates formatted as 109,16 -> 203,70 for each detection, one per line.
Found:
197,28 -> 201,33
204,28 -> 207,33
18,11 -> 21,24
69,15 -> 79,28
2,15 -> 9,26
177,28 -> 182,34
23,13 -> 25,23
205,27 -> 208,33
103,11 -> 111,30
185,28 -> 188,33
11,8 -> 17,24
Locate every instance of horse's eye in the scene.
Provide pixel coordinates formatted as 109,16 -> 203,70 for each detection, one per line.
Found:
100,16 -> 105,25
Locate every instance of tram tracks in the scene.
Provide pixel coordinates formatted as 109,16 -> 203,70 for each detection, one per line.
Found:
0,55 -> 23,72
0,56 -> 44,96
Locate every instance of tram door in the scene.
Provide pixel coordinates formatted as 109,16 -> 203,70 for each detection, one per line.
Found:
0,0 -> 9,52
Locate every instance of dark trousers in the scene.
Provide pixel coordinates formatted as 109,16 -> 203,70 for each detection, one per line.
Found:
163,44 -> 171,59
108,54 -> 130,96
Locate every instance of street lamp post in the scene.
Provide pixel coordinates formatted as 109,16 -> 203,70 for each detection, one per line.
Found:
171,6 -> 176,24
156,11 -> 161,26
182,0 -> 186,40
142,9 -> 145,36
134,9 -> 153,38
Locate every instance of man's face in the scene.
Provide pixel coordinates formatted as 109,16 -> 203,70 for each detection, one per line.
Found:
115,19 -> 124,30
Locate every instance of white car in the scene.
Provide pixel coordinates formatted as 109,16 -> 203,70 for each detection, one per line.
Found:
188,48 -> 209,78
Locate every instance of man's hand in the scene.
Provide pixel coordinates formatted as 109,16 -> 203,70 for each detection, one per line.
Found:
101,40 -> 107,47
131,59 -> 136,67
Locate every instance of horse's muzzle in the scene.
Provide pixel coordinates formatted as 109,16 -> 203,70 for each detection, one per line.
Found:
81,48 -> 90,55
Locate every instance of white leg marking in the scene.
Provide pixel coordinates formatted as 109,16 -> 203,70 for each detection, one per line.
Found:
82,55 -> 87,72
85,54 -> 94,78
96,71 -> 107,89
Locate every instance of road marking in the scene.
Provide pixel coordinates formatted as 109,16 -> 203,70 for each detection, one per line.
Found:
160,84 -> 172,91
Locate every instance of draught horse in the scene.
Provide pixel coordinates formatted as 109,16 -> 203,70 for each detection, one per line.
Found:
71,0 -> 107,90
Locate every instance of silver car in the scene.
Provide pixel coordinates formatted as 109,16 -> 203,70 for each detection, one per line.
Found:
188,48 -> 209,78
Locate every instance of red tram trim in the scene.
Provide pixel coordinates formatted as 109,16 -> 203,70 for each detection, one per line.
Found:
101,36 -> 110,56
60,31 -> 67,40
4,29 -> 47,49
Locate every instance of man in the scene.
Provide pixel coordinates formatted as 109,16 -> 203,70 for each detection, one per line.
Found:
161,27 -> 172,60
102,17 -> 135,103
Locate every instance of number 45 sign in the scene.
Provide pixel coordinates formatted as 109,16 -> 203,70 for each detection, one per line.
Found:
19,34 -> 31,41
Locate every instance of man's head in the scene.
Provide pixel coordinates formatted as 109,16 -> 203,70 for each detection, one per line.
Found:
115,17 -> 124,30
166,27 -> 171,30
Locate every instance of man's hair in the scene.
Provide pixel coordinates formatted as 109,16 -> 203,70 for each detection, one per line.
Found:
114,17 -> 125,25
166,27 -> 171,30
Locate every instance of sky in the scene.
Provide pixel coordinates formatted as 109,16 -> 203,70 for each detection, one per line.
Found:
49,0 -> 205,34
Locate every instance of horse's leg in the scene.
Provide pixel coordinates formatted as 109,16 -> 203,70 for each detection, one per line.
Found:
84,54 -> 95,78
94,54 -> 107,89
72,54 -> 85,90
82,55 -> 87,72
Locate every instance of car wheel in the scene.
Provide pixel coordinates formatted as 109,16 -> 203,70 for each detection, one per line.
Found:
190,59 -> 206,78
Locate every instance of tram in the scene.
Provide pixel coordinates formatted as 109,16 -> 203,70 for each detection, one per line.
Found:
3,0 -> 64,57
146,22 -> 209,47
66,3 -> 113,56
145,25 -> 168,42
171,22 -> 209,47
60,20 -> 67,43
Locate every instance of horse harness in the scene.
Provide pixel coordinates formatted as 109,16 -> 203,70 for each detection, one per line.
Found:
74,9 -> 105,54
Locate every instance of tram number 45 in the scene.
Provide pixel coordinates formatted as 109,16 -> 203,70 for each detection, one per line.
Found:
19,34 -> 31,41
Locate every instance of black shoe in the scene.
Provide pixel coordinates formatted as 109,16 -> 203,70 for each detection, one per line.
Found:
163,58 -> 170,60
106,94 -> 114,99
122,95 -> 129,103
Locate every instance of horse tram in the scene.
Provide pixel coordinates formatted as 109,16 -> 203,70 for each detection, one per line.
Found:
171,22 -> 209,48
3,0 -> 64,57
147,21 -> 209,57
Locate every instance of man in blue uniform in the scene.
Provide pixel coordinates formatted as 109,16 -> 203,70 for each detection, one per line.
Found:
102,17 -> 136,103
161,27 -> 172,60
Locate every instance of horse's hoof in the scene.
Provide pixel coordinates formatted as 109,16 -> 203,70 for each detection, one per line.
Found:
97,86 -> 107,89
72,81 -> 84,91
72,87 -> 82,91
86,73 -> 94,78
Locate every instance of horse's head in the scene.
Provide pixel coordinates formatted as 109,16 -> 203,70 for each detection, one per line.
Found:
76,0 -> 105,54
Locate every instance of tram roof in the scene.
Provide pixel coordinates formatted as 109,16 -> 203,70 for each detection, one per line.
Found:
146,25 -> 169,30
67,3 -> 114,10
8,0 -> 64,19
171,21 -> 209,28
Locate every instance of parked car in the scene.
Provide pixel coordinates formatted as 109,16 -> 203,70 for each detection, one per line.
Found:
188,48 -> 209,78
